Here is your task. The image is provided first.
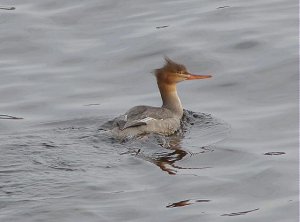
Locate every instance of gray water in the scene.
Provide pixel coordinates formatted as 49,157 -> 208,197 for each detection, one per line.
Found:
0,0 -> 298,221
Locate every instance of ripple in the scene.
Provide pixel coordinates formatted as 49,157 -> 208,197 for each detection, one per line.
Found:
233,40 -> 260,50
221,208 -> 260,216
264,151 -> 286,156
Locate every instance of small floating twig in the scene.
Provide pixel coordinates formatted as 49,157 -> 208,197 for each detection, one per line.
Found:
166,199 -> 210,208
0,114 -> 23,120
0,6 -> 16,10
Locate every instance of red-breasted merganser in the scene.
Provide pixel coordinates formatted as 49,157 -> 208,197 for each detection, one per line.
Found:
108,57 -> 212,140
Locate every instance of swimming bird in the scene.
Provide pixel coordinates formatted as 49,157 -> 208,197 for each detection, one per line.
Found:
106,57 -> 212,140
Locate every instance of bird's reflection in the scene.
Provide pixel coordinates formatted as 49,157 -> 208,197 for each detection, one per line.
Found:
116,110 -> 224,175
152,149 -> 188,175
129,135 -> 212,175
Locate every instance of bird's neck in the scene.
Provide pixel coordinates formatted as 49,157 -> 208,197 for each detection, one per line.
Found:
157,82 -> 183,118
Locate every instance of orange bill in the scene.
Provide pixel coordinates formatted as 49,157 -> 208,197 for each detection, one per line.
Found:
186,73 -> 212,80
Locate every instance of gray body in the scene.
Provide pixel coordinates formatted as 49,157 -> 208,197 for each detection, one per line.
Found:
110,105 -> 181,140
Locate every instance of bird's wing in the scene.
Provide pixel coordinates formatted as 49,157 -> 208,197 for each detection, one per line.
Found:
101,106 -> 171,130
117,106 -> 172,130
121,116 -> 157,130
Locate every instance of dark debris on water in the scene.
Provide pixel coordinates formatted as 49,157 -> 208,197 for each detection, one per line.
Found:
0,6 -> 15,10
0,114 -> 23,120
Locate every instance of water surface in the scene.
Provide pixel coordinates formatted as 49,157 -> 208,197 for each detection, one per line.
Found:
0,0 -> 298,221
